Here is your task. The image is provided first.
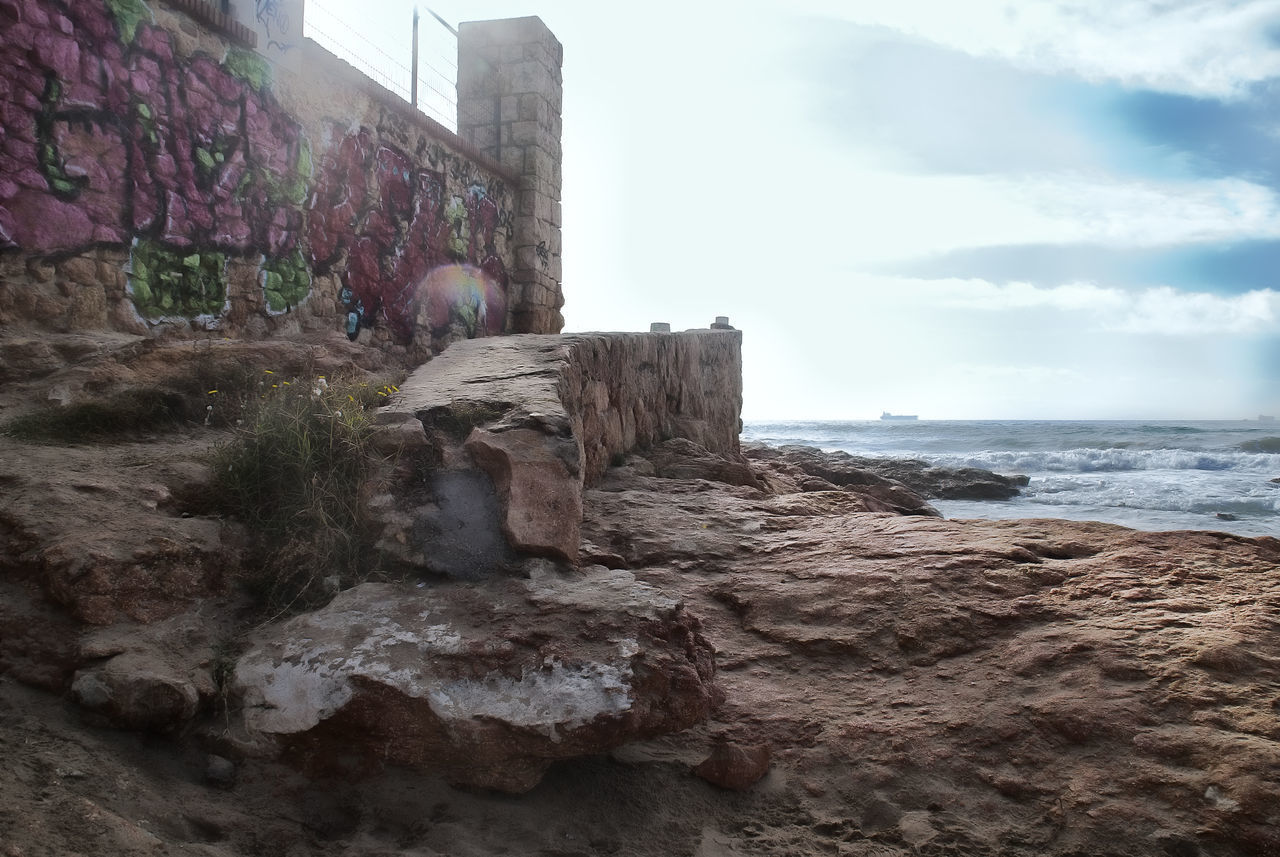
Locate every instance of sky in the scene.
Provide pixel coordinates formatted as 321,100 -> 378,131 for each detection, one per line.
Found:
305,0 -> 1280,420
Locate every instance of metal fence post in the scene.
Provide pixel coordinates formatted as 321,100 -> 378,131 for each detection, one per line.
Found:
411,6 -> 419,109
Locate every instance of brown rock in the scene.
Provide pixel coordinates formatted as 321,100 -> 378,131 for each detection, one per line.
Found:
466,426 -> 582,563
70,653 -> 199,731
693,740 -> 772,790
642,437 -> 761,489
0,438 -> 233,625
58,256 -> 99,287
234,572 -> 718,792
746,442 -> 1027,501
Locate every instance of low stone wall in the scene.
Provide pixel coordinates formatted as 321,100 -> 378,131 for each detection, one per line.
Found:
557,331 -> 743,486
375,329 -> 744,565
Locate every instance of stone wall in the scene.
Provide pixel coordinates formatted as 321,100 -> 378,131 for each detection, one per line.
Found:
0,0 -> 564,362
377,330 -> 744,564
557,331 -> 743,486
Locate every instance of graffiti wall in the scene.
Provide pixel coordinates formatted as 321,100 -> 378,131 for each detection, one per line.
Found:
0,0 -> 514,351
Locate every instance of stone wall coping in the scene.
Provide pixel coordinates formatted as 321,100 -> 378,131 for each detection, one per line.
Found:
164,0 -> 258,48
301,39 -> 521,186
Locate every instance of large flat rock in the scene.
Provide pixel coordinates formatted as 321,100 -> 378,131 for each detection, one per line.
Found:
233,568 -> 718,792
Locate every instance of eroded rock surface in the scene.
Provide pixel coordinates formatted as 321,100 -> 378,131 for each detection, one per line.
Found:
0,434 -> 235,627
233,568 -> 718,792
578,457 -> 1280,856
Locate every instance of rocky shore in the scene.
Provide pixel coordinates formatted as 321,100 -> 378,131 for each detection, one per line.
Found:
1,335 -> 1278,857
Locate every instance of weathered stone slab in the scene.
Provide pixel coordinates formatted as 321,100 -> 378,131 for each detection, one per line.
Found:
233,572 -> 718,792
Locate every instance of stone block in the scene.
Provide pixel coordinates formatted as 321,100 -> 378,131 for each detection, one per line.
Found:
524,145 -> 556,177
59,255 -> 98,286
67,283 -> 107,329
470,123 -> 498,150
500,145 -> 524,173
509,120 -> 541,146
459,16 -> 555,48
515,244 -> 545,272
500,94 -> 519,122
551,201 -> 562,228
466,427 -> 582,562
513,219 -> 546,245
521,40 -> 553,69
502,61 -> 557,97
518,92 -> 549,124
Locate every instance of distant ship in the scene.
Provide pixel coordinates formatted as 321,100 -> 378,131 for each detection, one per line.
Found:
1260,414 -> 1276,423
880,411 -> 918,421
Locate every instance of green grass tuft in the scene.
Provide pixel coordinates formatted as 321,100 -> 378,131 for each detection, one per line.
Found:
209,375 -> 396,614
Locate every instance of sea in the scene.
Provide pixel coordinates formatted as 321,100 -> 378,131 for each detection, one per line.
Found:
742,420 -> 1280,539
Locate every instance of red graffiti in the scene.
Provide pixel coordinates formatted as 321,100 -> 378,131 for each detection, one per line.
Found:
307,126 -> 508,343
1,0 -> 510,346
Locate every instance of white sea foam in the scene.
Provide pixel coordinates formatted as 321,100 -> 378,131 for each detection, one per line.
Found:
930,448 -> 1277,474
742,419 -> 1280,537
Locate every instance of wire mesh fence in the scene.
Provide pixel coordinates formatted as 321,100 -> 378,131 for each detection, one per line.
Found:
303,0 -> 459,131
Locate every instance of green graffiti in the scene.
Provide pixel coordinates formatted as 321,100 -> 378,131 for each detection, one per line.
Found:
224,48 -> 272,92
193,133 -> 236,186
104,0 -> 151,44
261,250 -> 311,312
445,196 -> 469,258
134,101 -> 158,146
251,140 -> 310,207
129,241 -> 227,319
35,77 -> 87,199
262,170 -> 308,207
296,138 -> 313,180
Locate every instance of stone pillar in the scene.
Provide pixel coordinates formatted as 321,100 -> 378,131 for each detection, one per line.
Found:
456,17 -> 564,334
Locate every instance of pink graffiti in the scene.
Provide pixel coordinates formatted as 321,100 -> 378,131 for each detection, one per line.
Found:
0,0 -> 303,254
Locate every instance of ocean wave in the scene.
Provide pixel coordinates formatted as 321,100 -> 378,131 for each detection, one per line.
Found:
1239,436 -> 1280,453
932,448 -> 1279,474
1025,492 -> 1280,516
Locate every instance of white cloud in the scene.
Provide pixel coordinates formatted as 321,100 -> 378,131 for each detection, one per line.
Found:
822,168 -> 1280,266
1108,286 -> 1280,335
1012,175 -> 1280,246
795,0 -> 1280,98
903,277 -> 1280,335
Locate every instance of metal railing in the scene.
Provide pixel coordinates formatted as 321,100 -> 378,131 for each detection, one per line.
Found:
304,0 -> 458,130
